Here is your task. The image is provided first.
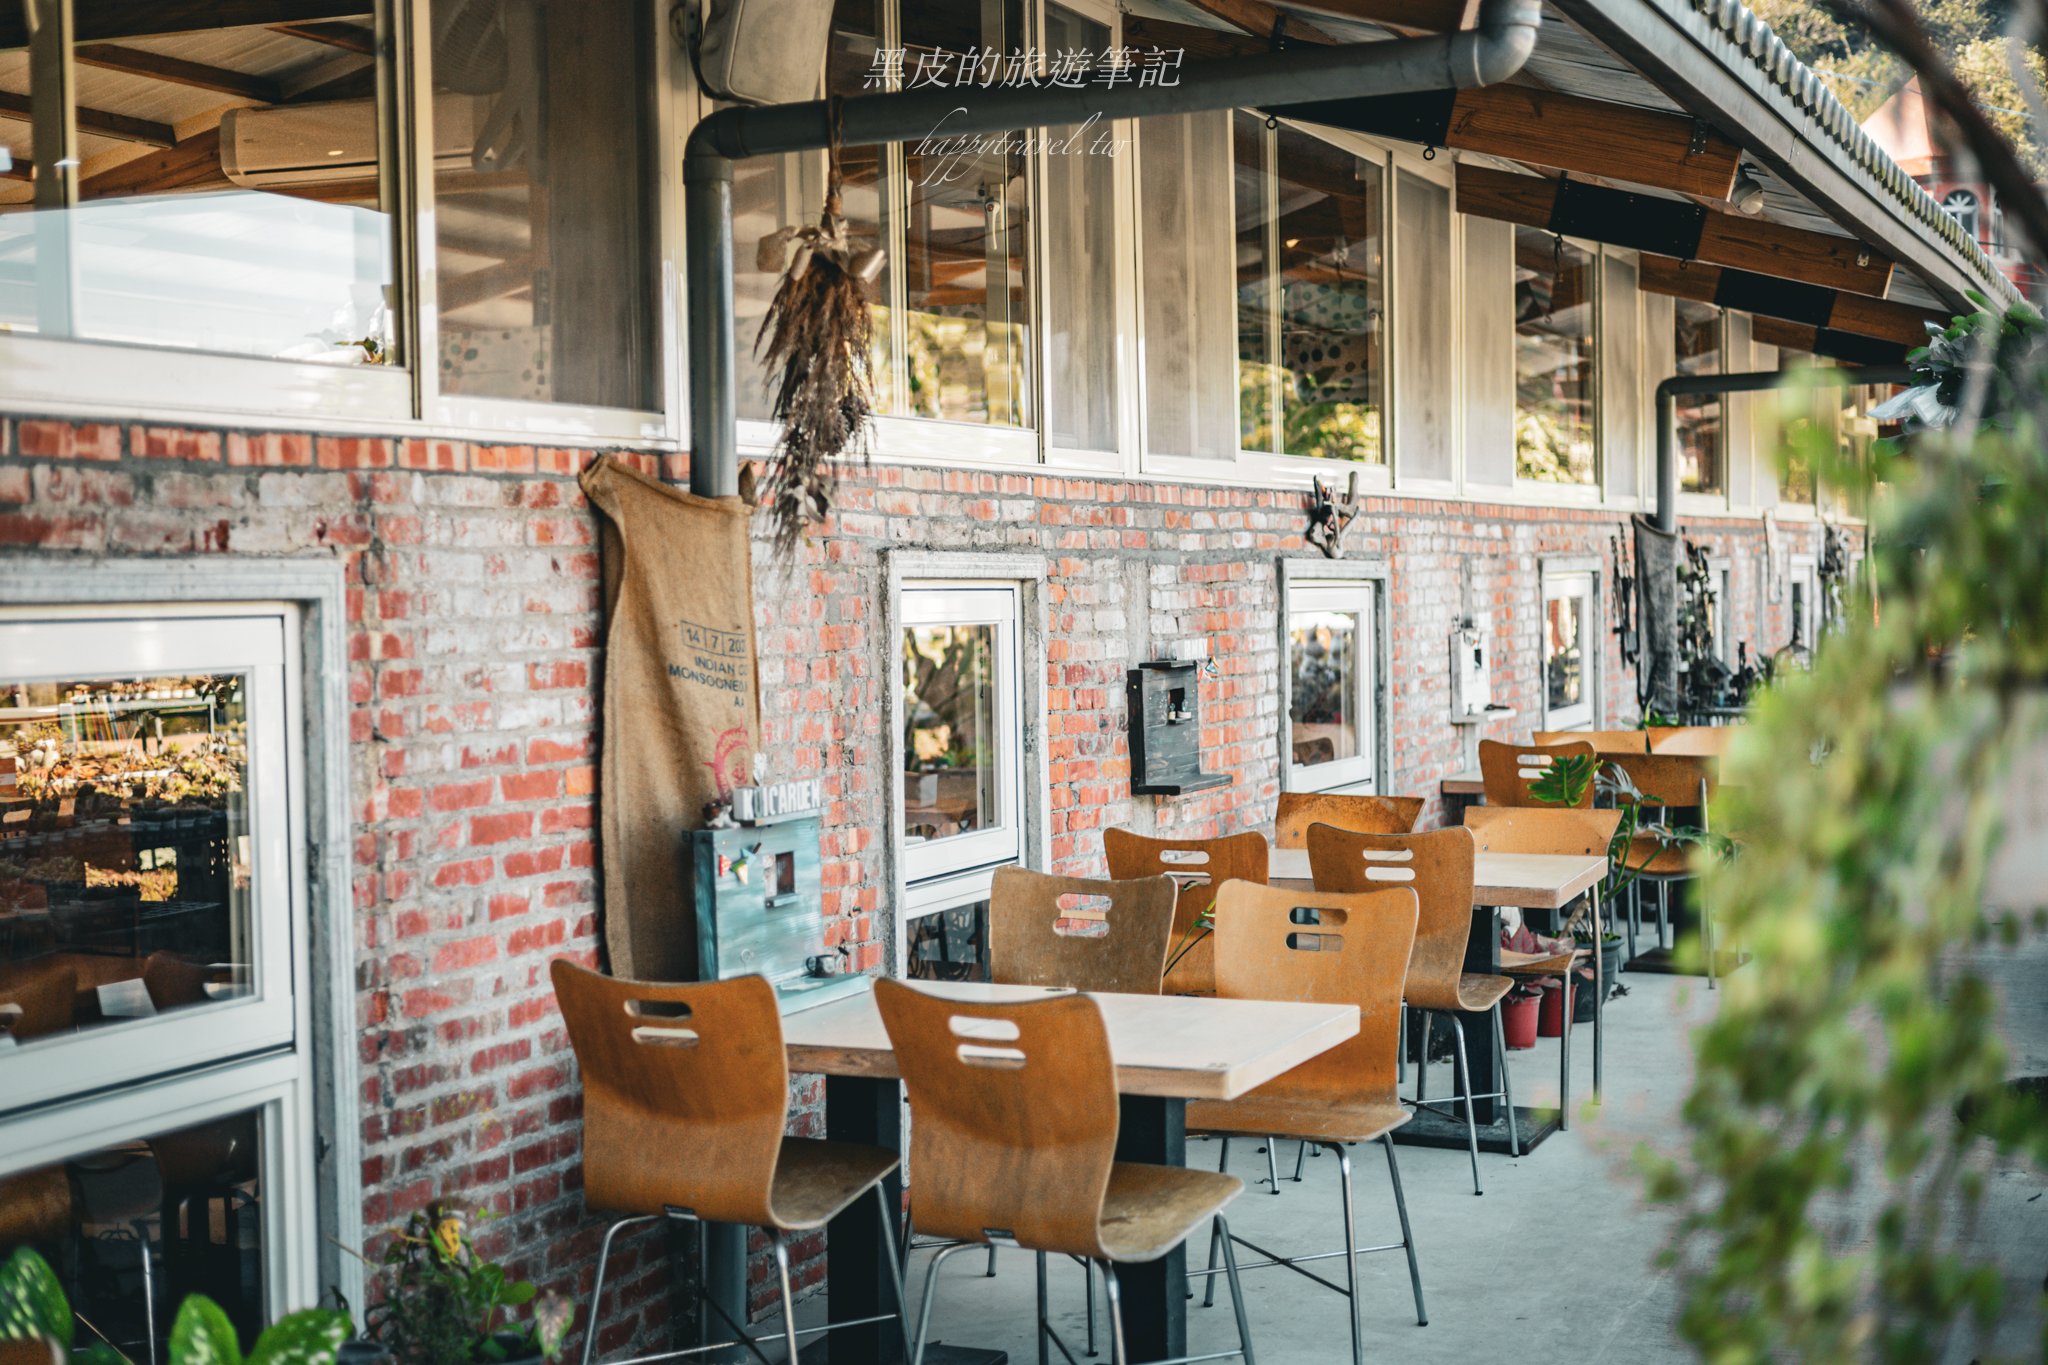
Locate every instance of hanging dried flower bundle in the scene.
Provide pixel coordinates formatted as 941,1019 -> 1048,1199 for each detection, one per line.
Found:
754,98 -> 885,558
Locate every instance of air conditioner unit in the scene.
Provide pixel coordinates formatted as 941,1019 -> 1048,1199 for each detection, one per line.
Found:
220,98 -> 481,190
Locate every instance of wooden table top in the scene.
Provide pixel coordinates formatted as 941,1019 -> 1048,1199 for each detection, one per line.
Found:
1269,847 -> 1607,910
1441,771 -> 1485,796
783,979 -> 1360,1102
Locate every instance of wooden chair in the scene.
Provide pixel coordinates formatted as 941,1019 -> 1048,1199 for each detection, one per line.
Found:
0,963 -> 76,1042
1101,829 -> 1268,997
1464,806 -> 1622,1111
1533,729 -> 1648,754
874,980 -> 1253,1365
1305,824 -> 1514,1193
1273,793 -> 1425,849
1186,882 -> 1426,1365
1647,725 -> 1738,757
550,963 -> 910,1365
1477,738 -> 1596,808
989,867 -> 1178,995
1604,752 -> 1722,982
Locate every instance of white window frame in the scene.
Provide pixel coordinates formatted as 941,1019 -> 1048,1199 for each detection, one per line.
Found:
0,598 -> 333,1319
885,554 -> 1048,966
1279,560 -> 1387,795
0,561 -> 361,1313
1788,552 -> 1820,652
898,583 -> 1024,884
1510,228 -> 1606,499
1540,562 -> 1600,732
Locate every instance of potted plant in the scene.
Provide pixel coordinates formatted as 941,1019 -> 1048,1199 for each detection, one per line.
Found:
361,1206 -> 573,1365
1501,984 -> 1542,1050
0,1246 -> 349,1365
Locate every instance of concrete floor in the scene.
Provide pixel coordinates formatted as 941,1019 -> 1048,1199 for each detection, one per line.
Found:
778,939 -> 2048,1364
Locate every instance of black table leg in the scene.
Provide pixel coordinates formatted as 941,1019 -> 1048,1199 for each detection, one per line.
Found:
1460,907 -> 1502,1125
1113,1095 -> 1188,1363
827,1074 -> 905,1365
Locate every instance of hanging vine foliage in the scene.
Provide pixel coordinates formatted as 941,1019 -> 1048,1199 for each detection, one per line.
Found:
1641,301 -> 2048,1363
754,98 -> 884,558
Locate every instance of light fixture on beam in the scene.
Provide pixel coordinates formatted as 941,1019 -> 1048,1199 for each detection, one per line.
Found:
1731,165 -> 1766,215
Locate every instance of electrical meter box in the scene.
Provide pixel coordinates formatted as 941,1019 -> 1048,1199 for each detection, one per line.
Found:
1450,616 -> 1494,721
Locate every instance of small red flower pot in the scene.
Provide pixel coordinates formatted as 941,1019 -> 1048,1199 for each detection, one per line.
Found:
1502,993 -> 1540,1050
1537,981 -> 1576,1038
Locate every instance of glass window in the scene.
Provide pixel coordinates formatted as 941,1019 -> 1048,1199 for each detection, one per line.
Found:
430,0 -> 656,410
1286,580 -> 1378,793
1514,227 -> 1596,483
1239,118 -> 1386,464
1676,299 -> 1723,493
898,0 -> 1031,426
1542,572 -> 1596,730
1139,110 -> 1236,460
906,899 -> 990,982
0,13 -> 394,365
1395,170 -> 1453,480
1041,3 -> 1118,453
0,608 -> 315,1350
1774,347 -> 1822,504
900,585 -> 1022,883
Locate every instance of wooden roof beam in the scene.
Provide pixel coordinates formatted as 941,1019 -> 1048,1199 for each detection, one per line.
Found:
1121,16 -> 1739,200
74,43 -> 283,103
1457,163 -> 1895,297
1637,253 -> 1939,349
269,21 -> 374,55
0,90 -> 173,148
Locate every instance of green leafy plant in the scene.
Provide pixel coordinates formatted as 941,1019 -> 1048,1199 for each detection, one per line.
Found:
1527,754 -> 1719,913
363,1206 -> 572,1365
0,1246 -> 349,1365
1639,300 -> 2048,1361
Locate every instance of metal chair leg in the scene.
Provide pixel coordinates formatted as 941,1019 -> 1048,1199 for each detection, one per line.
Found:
581,1215 -> 662,1365
1263,1139 -> 1280,1195
1037,1252 -> 1051,1365
1085,1255 -> 1098,1357
875,1184 -> 914,1362
910,1242 -> 981,1365
1592,883 -> 1605,1098
1335,1145 -> 1364,1365
1397,1008 -> 1407,1085
770,1235 -> 801,1364
1493,1002 -> 1520,1158
1215,1214 -> 1257,1365
1558,971 -> 1574,1132
1382,1135 -> 1427,1327
135,1222 -> 157,1365
1449,1015 -> 1482,1195
1201,1214 -> 1223,1310
1100,1263 -> 1128,1365
1415,1011 -> 1432,1103
1291,1141 -> 1308,1182
1202,1136 -> 1230,1308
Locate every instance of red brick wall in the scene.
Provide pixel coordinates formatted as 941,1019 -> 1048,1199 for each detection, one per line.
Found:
0,415 -> 1825,1338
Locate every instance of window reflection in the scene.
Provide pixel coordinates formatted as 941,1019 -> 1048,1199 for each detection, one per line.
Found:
1,675 -> 252,1052
906,901 -> 990,983
0,1107 -> 267,1361
1676,299 -> 1723,493
1546,595 -> 1585,713
1289,611 -> 1361,769
1514,227 -> 1595,483
902,626 -> 997,846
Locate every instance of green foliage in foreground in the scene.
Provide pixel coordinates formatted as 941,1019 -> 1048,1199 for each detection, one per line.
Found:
0,1247 -> 350,1365
1643,308 -> 2048,1363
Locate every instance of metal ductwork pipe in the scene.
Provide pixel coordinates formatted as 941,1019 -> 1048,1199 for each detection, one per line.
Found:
683,0 -> 1544,498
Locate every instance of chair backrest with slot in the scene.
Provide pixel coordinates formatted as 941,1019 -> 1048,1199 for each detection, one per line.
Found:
1273,793 -> 1425,849
143,952 -> 213,1010
1478,738 -> 1597,808
1208,882 -> 1418,1109
1305,825 -> 1472,1013
873,979 -> 1120,1260
1463,806 -> 1623,858
1533,729 -> 1648,754
1101,829 -> 1268,995
989,867 -> 1177,995
550,961 -> 789,1226
1604,752 -> 1716,816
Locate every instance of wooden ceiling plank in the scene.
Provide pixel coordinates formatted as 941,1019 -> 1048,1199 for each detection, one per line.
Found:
1448,85 -> 1740,200
0,90 -> 174,148
79,125 -> 224,197
1,2 -> 371,51
74,43 -> 283,103
1119,15 -> 1272,62
1453,163 -> 1559,229
269,21 -> 374,54
1751,315 -> 1820,352
1825,291 -> 1944,347
1694,212 -> 1892,297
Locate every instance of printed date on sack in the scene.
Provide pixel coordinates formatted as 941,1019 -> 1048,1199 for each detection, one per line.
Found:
670,619 -> 750,694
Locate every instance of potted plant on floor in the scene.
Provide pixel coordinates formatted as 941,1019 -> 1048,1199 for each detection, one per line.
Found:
1501,984 -> 1542,1050
362,1206 -> 574,1365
